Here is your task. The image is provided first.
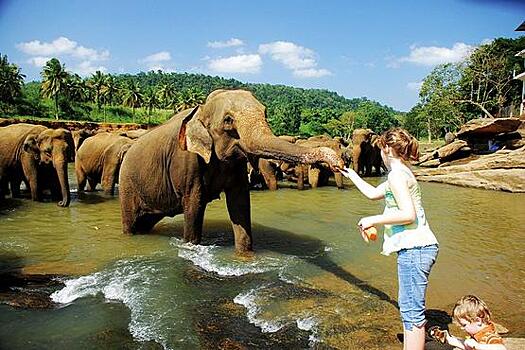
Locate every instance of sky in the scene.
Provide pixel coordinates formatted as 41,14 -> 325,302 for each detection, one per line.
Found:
0,0 -> 523,112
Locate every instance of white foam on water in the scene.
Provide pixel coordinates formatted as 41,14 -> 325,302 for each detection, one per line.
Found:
234,284 -> 322,347
233,285 -> 284,333
172,239 -> 290,277
297,316 -> 321,346
51,260 -> 174,350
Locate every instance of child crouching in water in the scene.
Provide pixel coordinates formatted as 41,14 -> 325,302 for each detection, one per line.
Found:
444,295 -> 506,350
340,128 -> 439,350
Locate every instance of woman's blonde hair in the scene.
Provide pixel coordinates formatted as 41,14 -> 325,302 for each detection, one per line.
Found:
377,127 -> 419,162
452,295 -> 493,324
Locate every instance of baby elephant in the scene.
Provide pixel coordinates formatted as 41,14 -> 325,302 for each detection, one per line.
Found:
75,132 -> 134,195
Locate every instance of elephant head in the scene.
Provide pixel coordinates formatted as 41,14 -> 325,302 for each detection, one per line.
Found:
178,90 -> 344,169
24,128 -> 74,207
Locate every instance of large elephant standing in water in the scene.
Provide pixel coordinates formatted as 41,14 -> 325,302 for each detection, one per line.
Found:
75,132 -> 134,195
0,123 -> 74,206
119,89 -> 344,254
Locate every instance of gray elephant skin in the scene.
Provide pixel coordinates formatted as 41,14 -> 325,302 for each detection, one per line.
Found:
75,132 -> 134,195
0,123 -> 74,206
119,89 -> 343,254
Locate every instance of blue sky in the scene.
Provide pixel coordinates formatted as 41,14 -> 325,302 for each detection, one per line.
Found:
0,0 -> 523,111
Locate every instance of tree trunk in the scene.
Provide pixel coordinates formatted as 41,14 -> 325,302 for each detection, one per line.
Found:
427,116 -> 432,143
54,94 -> 59,120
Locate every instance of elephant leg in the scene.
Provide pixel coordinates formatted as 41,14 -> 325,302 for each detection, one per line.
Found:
182,190 -> 206,244
295,165 -> 305,190
75,163 -> 87,192
308,166 -> 320,189
120,192 -> 138,234
225,181 -> 252,254
120,191 -> 164,234
335,172 -> 344,189
259,159 -> 278,191
10,178 -> 22,198
21,156 -> 40,201
87,178 -> 97,192
101,161 -> 118,195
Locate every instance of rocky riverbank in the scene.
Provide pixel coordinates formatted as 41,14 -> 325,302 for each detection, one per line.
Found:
415,117 -> 525,192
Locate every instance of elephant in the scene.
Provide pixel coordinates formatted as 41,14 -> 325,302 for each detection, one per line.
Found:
119,89 -> 344,254
0,123 -> 74,206
72,128 -> 95,152
75,132 -> 134,195
351,128 -> 383,177
295,137 -> 348,189
247,158 -> 281,190
115,128 -> 149,139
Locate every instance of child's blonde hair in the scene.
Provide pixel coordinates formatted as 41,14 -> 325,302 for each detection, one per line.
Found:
452,295 -> 493,324
377,127 -> 419,162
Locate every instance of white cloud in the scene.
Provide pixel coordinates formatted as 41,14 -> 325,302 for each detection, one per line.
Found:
208,54 -> 262,74
72,61 -> 107,76
407,81 -> 423,91
293,68 -> 332,78
16,36 -> 109,61
259,41 -> 316,70
26,56 -> 51,67
208,38 -> 244,48
140,51 -> 171,63
398,42 -> 475,66
258,41 -> 330,78
139,51 -> 175,72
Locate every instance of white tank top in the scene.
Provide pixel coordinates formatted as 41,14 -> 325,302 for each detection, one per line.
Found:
381,168 -> 439,256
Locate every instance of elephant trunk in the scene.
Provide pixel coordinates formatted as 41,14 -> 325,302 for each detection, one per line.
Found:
53,158 -> 70,207
243,134 -> 344,169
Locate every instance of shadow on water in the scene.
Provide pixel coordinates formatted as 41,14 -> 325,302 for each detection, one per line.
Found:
0,253 -> 64,309
75,191 -> 115,205
154,218 -> 400,308
0,198 -> 25,216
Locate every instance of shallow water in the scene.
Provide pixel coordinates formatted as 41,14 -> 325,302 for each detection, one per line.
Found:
0,171 -> 524,349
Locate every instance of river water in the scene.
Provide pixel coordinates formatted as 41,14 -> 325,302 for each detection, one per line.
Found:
0,171 -> 524,349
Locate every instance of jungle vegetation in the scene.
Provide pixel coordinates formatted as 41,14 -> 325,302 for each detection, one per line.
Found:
1,36 -> 523,140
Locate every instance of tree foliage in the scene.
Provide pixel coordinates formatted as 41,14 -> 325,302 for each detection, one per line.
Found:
406,35 -> 525,140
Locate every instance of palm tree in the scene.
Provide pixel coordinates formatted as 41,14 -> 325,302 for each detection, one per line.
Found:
41,58 -> 69,120
66,73 -> 88,103
102,74 -> 119,106
88,70 -> 107,111
157,82 -> 176,109
0,54 -> 25,107
143,88 -> 159,124
122,81 -> 143,123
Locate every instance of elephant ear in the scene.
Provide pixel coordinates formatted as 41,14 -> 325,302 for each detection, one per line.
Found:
178,106 -> 213,164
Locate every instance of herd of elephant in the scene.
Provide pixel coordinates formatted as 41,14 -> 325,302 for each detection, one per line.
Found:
0,89 -> 384,254
248,129 -> 385,191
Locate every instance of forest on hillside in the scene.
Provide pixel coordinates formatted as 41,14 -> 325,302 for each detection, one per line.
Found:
1,35 -> 523,140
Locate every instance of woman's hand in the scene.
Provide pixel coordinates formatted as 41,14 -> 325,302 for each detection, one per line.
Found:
357,217 -> 376,243
339,167 -> 356,179
464,338 -> 479,350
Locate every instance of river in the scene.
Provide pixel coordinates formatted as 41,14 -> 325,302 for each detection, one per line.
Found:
0,172 -> 524,349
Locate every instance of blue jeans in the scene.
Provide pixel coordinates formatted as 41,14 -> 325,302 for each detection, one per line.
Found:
397,244 -> 439,330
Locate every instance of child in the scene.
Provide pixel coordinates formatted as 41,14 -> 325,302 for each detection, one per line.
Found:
445,295 -> 506,350
340,127 -> 439,350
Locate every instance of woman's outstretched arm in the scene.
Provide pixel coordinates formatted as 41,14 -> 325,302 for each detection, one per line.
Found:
340,167 -> 385,200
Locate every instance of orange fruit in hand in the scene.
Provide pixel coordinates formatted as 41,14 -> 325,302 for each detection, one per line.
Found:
364,226 -> 377,241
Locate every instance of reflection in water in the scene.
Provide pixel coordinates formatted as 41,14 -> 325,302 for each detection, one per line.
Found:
0,176 -> 524,349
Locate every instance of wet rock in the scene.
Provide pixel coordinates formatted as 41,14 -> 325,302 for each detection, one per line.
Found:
414,147 -> 525,192
0,273 -> 64,309
456,117 -> 521,138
